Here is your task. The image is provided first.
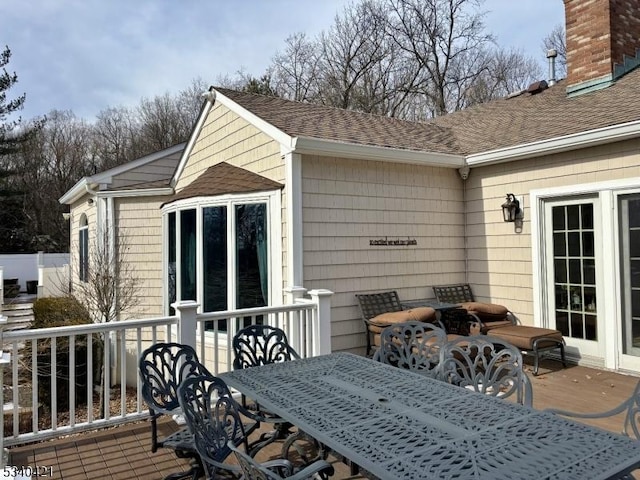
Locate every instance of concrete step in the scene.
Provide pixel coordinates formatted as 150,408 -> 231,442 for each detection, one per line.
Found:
2,303 -> 34,330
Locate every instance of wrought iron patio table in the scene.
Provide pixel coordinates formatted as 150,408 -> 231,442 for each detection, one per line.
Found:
219,352 -> 640,480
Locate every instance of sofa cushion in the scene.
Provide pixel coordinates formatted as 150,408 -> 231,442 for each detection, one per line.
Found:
470,320 -> 514,335
489,325 -> 563,350
368,307 -> 437,329
405,307 -> 437,322
461,301 -> 509,321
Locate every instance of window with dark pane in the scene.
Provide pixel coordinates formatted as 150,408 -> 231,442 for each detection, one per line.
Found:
180,209 -> 197,301
551,203 -> 597,341
203,206 -> 228,330
168,212 -> 176,315
619,196 -> 640,353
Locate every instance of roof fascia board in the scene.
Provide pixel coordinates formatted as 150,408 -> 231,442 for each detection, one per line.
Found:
467,119 -> 640,166
213,89 -> 295,148
95,187 -> 174,199
60,143 -> 186,204
59,178 -> 90,204
171,95 -> 215,187
292,136 -> 465,168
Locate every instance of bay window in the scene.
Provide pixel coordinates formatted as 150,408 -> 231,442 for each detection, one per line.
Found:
163,191 -> 279,330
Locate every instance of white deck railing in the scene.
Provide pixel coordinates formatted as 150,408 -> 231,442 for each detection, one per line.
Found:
0,288 -> 332,450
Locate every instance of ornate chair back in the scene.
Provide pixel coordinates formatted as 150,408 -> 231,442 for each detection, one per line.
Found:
233,325 -> 300,370
178,374 -> 254,478
138,342 -> 210,452
374,321 -> 447,378
438,335 -> 533,406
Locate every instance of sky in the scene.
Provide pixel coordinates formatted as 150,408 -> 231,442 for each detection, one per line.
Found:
1,0 -> 565,123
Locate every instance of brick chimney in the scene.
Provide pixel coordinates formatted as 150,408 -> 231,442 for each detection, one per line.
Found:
565,0 -> 640,95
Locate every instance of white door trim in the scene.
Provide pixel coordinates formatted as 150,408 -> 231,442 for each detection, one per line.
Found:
532,177 -> 640,371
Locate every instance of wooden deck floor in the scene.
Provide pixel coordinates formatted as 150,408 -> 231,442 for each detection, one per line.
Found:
7,358 -> 640,480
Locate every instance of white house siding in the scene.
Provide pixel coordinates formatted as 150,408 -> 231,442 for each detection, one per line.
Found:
301,155 -> 465,353
176,101 -> 288,296
114,196 -> 165,319
465,138 -> 640,326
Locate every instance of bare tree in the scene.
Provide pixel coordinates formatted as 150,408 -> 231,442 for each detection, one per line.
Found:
317,1 -> 401,112
542,23 -> 567,79
136,92 -> 190,152
271,33 -> 323,102
71,225 -> 141,324
8,111 -> 95,251
70,225 -> 142,415
93,106 -> 137,171
385,0 -> 495,117
175,77 -> 209,129
461,47 -> 542,107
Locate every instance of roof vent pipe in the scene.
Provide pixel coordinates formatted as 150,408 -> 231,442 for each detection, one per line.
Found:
547,49 -> 558,86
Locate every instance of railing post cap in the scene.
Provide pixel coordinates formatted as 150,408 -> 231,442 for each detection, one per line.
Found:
171,300 -> 200,309
307,289 -> 333,297
284,286 -> 307,294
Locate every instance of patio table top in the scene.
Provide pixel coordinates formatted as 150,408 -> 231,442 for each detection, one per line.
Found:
220,352 -> 640,480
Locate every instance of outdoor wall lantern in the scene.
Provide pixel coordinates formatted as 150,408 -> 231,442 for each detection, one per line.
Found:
501,193 -> 521,222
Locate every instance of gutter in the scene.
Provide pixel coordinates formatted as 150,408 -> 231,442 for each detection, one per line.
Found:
291,136 -> 465,168
59,178 -> 90,204
93,187 -> 174,198
466,119 -> 640,166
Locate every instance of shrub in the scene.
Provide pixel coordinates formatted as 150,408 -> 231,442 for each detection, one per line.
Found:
30,296 -> 96,412
33,296 -> 92,328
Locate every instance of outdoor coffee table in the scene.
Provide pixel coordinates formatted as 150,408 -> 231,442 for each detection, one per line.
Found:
219,352 -> 640,480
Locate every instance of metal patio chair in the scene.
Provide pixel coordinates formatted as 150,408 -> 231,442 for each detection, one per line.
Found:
233,324 -> 301,370
433,283 -> 566,375
233,324 -> 300,421
355,291 -> 440,356
138,342 -> 209,480
228,441 -> 335,480
438,335 -> 533,406
232,325 -> 324,467
177,373 -> 261,480
373,321 -> 448,378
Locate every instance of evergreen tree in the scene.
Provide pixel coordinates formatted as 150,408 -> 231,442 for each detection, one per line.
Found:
0,45 -> 39,252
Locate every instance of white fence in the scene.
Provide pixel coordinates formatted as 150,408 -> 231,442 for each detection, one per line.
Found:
0,289 -> 332,452
0,252 -> 70,307
0,252 -> 68,293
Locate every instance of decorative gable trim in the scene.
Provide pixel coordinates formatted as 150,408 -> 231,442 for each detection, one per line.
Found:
170,93 -> 216,187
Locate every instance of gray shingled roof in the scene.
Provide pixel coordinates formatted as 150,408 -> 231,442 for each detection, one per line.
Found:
432,67 -> 640,155
163,162 -> 283,206
216,88 -> 461,155
216,66 -> 640,157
